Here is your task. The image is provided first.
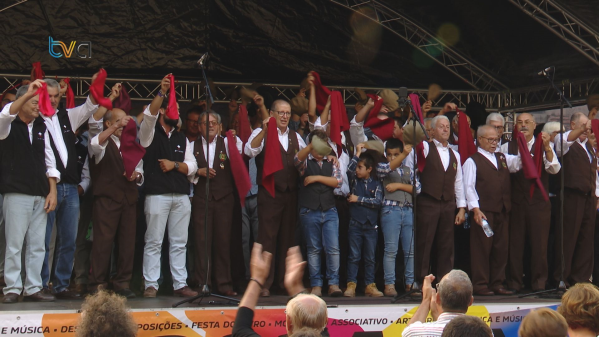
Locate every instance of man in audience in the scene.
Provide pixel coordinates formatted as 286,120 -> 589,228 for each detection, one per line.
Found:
440,315 -> 493,337
519,308 -> 568,337
558,283 -> 599,337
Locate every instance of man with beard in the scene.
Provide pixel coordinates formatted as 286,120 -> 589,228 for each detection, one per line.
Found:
138,75 -> 199,298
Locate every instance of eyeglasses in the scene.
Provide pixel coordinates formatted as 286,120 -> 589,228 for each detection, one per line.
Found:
274,111 -> 292,117
480,137 -> 499,144
186,119 -> 199,126
491,125 -> 504,131
200,120 -> 218,127
516,120 -> 535,126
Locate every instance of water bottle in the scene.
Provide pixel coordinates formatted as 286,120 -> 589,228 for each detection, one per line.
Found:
464,212 -> 470,229
481,219 -> 494,237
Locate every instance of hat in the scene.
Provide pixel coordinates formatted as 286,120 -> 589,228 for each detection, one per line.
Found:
380,89 -> 399,111
290,96 -> 308,116
354,87 -> 368,104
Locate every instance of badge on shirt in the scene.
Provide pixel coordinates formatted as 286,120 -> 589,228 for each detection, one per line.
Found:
219,151 -> 227,169
453,162 -> 457,170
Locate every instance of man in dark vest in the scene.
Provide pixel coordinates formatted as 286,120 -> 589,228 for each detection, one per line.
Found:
0,81 -> 59,303
191,110 -> 242,296
500,113 -> 560,292
88,109 -> 143,297
138,75 -> 198,298
405,115 -> 466,287
40,77 -> 99,299
554,112 -> 598,285
245,99 -> 307,296
463,125 -> 521,295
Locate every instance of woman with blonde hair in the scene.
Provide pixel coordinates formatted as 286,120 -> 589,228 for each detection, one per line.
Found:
557,283 -> 599,337
518,308 -> 567,337
76,291 -> 138,337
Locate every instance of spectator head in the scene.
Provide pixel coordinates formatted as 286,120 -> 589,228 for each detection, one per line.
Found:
270,99 -> 291,131
75,290 -> 137,337
519,308 -> 568,337
542,121 -> 564,143
436,270 -> 473,313
486,113 -> 505,136
440,315 -> 492,337
558,283 -> 599,335
285,294 -> 328,336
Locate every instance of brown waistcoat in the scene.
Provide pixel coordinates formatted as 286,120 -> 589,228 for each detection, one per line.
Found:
471,152 -> 511,213
255,130 -> 299,192
562,140 -> 597,195
507,139 -> 550,205
194,136 -> 234,201
420,142 -> 458,201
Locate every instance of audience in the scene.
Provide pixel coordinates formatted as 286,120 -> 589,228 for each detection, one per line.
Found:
519,308 -> 568,337
557,283 -> 599,337
75,290 -> 137,337
440,315 -> 493,337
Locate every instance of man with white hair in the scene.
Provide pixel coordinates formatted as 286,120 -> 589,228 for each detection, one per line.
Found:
500,113 -> 560,293
486,113 -> 506,152
553,112 -> 598,286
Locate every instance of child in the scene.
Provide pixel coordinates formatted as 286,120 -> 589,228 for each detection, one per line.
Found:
344,143 -> 384,297
294,129 -> 343,297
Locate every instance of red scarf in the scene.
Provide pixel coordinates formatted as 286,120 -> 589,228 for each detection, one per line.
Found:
89,69 -> 113,110
262,117 -> 284,197
310,72 -> 350,153
408,93 -> 427,172
592,120 -> 599,154
238,104 -> 252,146
31,62 -> 44,80
36,82 -> 56,117
364,94 -> 394,141
63,78 -> 75,109
226,130 -> 252,206
165,74 -> 179,120
113,83 -> 132,113
456,108 -> 476,165
513,126 -> 548,201
120,119 -> 146,179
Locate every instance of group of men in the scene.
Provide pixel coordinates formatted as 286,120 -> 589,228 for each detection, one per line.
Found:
0,70 -> 597,304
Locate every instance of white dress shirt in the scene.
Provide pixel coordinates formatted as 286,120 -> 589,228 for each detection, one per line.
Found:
463,147 -> 521,210
244,126 -> 307,158
79,156 -> 91,193
89,134 -> 144,185
191,135 -> 243,184
554,130 -> 599,197
404,139 -> 467,208
0,106 -> 61,181
500,137 -> 560,174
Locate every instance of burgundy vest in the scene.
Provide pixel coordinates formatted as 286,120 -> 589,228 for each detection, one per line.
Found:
194,136 -> 234,201
420,141 -> 458,202
507,139 -> 550,205
255,129 -> 299,193
470,152 -> 511,213
90,137 -> 138,205
562,140 -> 597,195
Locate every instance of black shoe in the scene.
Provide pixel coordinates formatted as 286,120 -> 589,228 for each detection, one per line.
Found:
115,288 -> 136,299
55,290 -> 82,300
23,290 -> 55,302
2,293 -> 18,303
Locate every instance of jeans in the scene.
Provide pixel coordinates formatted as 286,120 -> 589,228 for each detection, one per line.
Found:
381,205 -> 414,286
300,207 -> 340,287
42,183 -> 80,293
143,194 -> 191,290
347,219 -> 378,285
3,193 -> 47,296
242,196 -> 259,279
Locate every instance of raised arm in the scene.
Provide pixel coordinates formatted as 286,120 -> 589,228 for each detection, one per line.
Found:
354,97 -> 374,124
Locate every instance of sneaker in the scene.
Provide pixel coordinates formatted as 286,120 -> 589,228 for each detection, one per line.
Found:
365,283 -> 384,297
174,286 -> 198,297
328,285 -> 342,297
344,282 -> 356,297
384,284 -> 397,297
143,287 -> 157,298
311,286 -> 322,297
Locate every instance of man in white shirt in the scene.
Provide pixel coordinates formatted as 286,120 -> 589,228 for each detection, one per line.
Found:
486,113 -> 506,152
500,113 -> 560,292
553,112 -> 598,285
463,125 -> 521,295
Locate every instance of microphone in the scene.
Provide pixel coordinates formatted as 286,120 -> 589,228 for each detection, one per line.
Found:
537,66 -> 554,76
397,87 -> 408,108
197,53 -> 209,66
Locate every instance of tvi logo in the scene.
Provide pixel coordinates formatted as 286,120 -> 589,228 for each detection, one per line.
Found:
49,37 -> 92,58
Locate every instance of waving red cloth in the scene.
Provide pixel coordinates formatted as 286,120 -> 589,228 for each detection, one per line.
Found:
31,62 -> 44,80
310,72 -> 350,153
63,78 -> 75,109
592,120 -> 599,154
409,93 -> 427,172
364,94 -> 394,141
409,93 -> 423,121
226,130 -> 252,206
262,117 -> 284,197
113,83 -> 132,113
238,104 -> 252,146
165,74 -> 179,120
513,126 -> 548,201
456,108 -> 476,165
36,82 -> 56,117
89,69 -> 112,110
120,119 -> 146,179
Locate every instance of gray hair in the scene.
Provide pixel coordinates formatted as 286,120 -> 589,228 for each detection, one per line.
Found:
16,86 -> 28,99
44,79 -> 59,89
286,294 -> 328,332
542,121 -> 563,134
571,112 -> 586,124
438,270 -> 473,313
431,115 -> 449,129
270,99 -> 290,112
477,124 -> 495,138
199,110 -> 221,124
486,112 -> 505,126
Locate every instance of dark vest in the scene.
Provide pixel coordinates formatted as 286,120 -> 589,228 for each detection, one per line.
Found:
298,159 -> 335,210
383,166 -> 413,204
193,136 -> 234,200
75,135 -> 87,179
143,124 -> 190,195
562,140 -> 597,195
48,107 -> 80,185
255,130 -> 300,193
0,116 -> 50,196
470,152 -> 511,213
90,137 -> 138,205
507,139 -> 550,205
420,142 -> 458,201
349,178 -> 380,225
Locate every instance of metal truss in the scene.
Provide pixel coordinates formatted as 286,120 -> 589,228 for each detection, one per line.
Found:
328,0 -> 508,91
508,0 -> 599,67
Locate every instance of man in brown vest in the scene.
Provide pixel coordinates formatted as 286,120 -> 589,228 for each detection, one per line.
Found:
244,99 -> 307,296
554,112 -> 598,285
463,125 -> 521,295
88,109 -> 143,297
405,115 -> 467,286
500,113 -> 560,292
191,111 -> 242,296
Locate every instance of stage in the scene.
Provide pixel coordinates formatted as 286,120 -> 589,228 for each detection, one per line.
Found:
0,293 -> 560,336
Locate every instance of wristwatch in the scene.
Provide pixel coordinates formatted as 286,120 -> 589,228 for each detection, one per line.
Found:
157,90 -> 166,98
174,162 -> 180,170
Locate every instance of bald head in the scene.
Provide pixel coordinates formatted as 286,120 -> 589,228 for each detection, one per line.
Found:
286,294 -> 327,335
438,270 -> 474,313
